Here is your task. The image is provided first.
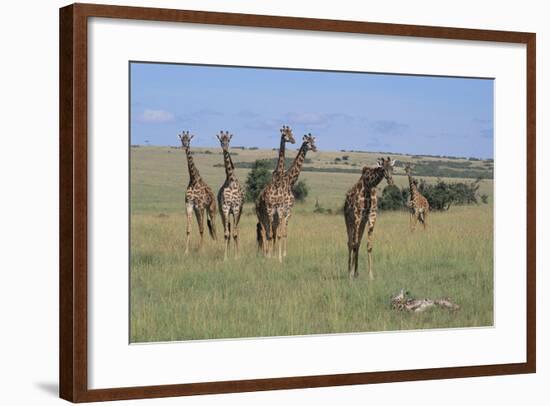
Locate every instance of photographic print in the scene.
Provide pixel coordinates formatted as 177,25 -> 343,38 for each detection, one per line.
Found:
130,62 -> 494,343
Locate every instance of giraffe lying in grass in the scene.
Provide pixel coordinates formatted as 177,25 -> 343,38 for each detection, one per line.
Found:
344,157 -> 395,280
404,163 -> 430,231
391,289 -> 460,312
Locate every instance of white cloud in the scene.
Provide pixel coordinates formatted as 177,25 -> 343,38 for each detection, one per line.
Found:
137,109 -> 175,123
284,112 -> 355,128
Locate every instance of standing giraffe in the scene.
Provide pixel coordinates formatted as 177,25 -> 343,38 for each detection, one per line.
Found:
178,131 -> 217,254
255,126 -> 296,259
216,131 -> 244,260
404,163 -> 430,231
344,157 -> 395,279
272,125 -> 294,182
278,133 -> 317,258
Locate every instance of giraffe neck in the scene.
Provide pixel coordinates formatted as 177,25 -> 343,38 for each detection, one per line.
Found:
185,147 -> 201,182
222,149 -> 236,180
407,172 -> 418,197
362,167 -> 385,189
286,143 -> 309,187
273,136 -> 287,179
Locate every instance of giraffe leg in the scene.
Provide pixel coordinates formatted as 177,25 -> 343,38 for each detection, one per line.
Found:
207,202 -> 217,240
221,207 -> 230,261
348,245 -> 354,277
276,219 -> 283,263
411,210 -> 418,232
353,245 -> 360,279
276,210 -> 284,263
422,210 -> 428,230
257,222 -> 266,255
353,217 -> 367,278
282,213 -> 291,258
185,203 -> 193,255
265,222 -> 272,258
276,222 -> 283,263
350,224 -> 361,279
344,209 -> 355,278
266,211 -> 276,259
232,210 -> 241,259
366,209 -> 377,281
366,226 -> 375,281
194,207 -> 205,252
348,243 -> 359,280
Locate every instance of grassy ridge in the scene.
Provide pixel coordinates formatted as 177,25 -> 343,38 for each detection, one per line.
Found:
130,147 -> 493,342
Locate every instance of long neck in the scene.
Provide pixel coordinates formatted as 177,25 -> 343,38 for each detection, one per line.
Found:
362,167 -> 385,189
286,143 -> 308,187
273,136 -> 287,179
185,147 -> 201,181
222,149 -> 235,179
407,172 -> 417,196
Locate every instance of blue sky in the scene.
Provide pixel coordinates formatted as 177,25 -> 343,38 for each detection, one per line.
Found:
130,62 -> 494,158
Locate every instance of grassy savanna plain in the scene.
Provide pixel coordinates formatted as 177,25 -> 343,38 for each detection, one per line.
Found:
130,146 -> 493,342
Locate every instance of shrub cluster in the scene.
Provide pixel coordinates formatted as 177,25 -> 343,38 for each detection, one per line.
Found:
244,160 -> 309,203
378,178 -> 486,211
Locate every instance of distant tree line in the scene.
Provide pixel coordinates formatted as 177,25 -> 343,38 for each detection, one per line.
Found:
394,160 -> 493,179
215,157 -> 312,170
218,158 -> 492,180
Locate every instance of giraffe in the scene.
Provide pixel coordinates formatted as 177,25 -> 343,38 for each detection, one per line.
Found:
216,131 -> 245,260
272,125 -> 294,182
178,131 -> 217,254
404,163 -> 430,231
255,125 -> 296,259
344,157 -> 395,279
278,133 -> 317,259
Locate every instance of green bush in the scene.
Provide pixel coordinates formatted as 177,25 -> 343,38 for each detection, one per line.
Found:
378,178 -> 482,211
244,160 -> 310,203
378,185 -> 406,211
418,178 -> 480,210
244,160 -> 272,202
292,180 -> 309,202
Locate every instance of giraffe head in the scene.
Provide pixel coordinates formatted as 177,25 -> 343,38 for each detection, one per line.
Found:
404,163 -> 412,175
280,125 -> 296,144
216,130 -> 233,151
301,133 -> 317,152
178,130 -> 194,148
376,156 -> 396,185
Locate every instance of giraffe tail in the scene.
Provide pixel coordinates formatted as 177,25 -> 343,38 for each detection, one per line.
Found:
206,210 -> 217,240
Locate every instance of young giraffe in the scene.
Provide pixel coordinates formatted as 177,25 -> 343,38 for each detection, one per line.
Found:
216,131 -> 244,260
404,163 -> 430,231
255,126 -> 296,259
178,131 -> 217,254
344,157 -> 395,279
278,133 -> 317,259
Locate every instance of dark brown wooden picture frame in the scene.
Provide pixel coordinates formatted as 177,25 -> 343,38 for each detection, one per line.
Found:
59,3 -> 536,402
